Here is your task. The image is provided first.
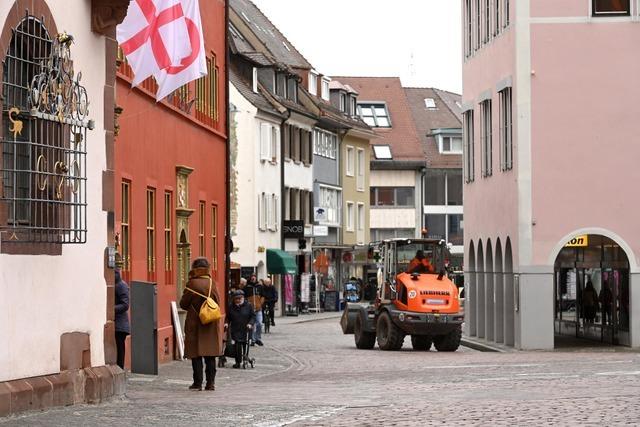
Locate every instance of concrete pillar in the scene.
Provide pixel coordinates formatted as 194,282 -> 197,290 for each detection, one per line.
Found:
464,271 -> 475,336
495,271 -> 504,343
516,267 -> 554,350
630,272 -> 640,348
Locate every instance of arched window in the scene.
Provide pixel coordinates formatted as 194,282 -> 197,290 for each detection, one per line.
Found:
1,15 -> 89,247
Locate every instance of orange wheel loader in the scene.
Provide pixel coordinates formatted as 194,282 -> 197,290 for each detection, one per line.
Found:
340,238 -> 464,351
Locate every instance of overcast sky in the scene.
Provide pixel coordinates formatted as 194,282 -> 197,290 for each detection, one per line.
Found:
250,0 -> 462,94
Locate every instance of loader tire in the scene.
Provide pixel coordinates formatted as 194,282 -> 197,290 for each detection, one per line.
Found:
434,327 -> 462,352
340,309 -> 353,334
376,312 -> 404,351
354,315 -> 376,349
411,335 -> 432,351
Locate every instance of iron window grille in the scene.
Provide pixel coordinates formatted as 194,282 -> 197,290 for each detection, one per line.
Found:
1,15 -> 91,245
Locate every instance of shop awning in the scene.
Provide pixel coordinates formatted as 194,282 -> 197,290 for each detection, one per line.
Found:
267,249 -> 298,275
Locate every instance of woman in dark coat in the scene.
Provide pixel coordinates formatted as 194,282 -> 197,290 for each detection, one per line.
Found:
114,269 -> 130,370
179,258 -> 224,391
225,290 -> 256,368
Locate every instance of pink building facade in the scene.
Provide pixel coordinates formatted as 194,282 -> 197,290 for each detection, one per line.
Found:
462,0 -> 640,349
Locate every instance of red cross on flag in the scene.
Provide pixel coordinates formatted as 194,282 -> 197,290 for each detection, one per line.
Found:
116,0 -> 207,101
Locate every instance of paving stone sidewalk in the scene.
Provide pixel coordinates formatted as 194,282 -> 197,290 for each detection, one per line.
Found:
3,317 -> 640,426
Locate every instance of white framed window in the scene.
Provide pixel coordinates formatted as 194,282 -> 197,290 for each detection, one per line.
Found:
268,194 -> 279,231
463,110 -> 475,183
260,122 -> 279,162
318,185 -> 341,225
346,146 -> 355,176
373,145 -> 392,160
309,71 -> 318,95
357,202 -> 365,245
321,77 -> 331,101
252,67 -> 258,93
499,87 -> 513,171
425,98 -> 437,109
440,136 -> 463,154
313,128 -> 337,159
356,148 -> 365,191
358,103 -> 391,127
346,202 -> 355,232
339,93 -> 346,112
480,99 -> 493,177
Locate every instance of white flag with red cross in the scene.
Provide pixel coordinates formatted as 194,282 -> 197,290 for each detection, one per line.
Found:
116,0 -> 207,101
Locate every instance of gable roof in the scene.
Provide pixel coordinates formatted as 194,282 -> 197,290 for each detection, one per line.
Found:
404,87 -> 463,169
230,0 -> 312,70
333,76 -> 424,162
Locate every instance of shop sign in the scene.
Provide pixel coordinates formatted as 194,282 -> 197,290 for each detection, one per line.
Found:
283,220 -> 304,238
565,235 -> 588,248
313,225 -> 329,237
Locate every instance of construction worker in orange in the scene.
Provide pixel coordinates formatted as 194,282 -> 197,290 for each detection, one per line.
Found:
406,250 -> 435,274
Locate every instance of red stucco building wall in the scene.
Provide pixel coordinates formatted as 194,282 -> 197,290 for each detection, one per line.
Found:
115,0 -> 227,365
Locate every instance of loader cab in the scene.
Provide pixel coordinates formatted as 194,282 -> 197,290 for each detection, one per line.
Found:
375,239 -> 447,302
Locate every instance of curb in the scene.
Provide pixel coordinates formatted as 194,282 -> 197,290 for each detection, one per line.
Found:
281,314 -> 342,325
461,338 -> 506,353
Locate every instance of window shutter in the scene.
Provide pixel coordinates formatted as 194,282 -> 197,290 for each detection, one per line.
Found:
260,123 -> 270,160
273,127 -> 280,161
258,193 -> 263,230
273,195 -> 279,231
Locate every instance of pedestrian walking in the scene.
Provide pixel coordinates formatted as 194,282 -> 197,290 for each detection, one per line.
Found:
179,258 -> 223,391
262,278 -> 278,327
114,269 -> 130,370
225,290 -> 256,368
244,277 -> 265,346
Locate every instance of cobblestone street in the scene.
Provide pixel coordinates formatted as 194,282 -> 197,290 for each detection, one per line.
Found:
3,316 -> 640,426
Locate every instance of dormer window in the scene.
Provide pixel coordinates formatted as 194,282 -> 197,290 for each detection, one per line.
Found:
252,67 -> 258,93
440,136 -> 463,154
425,98 -> 437,110
276,72 -> 286,97
350,96 -> 357,117
373,145 -> 393,160
287,77 -> 298,102
309,71 -> 318,95
358,103 -> 391,128
339,93 -> 346,112
321,77 -> 331,101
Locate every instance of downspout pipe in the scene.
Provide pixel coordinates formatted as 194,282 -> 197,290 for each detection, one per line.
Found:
280,110 -> 291,250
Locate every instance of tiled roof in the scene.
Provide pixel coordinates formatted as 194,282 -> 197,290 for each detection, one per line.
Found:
404,87 -> 463,169
230,0 -> 313,70
333,76 -> 424,162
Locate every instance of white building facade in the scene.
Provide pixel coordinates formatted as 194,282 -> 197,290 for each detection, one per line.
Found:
230,83 -> 282,279
0,0 -> 125,414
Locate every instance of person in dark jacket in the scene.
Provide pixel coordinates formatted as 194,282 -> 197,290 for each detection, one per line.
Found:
262,278 -> 278,327
179,258 -> 223,391
244,277 -> 264,346
225,290 -> 255,368
114,269 -> 130,370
